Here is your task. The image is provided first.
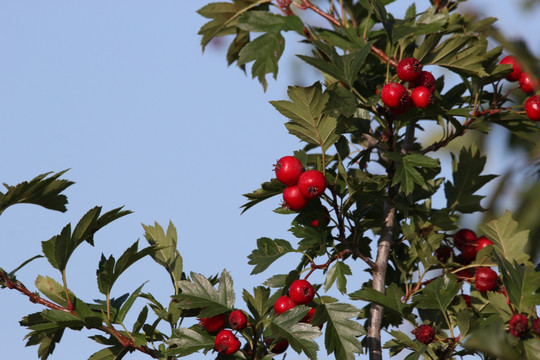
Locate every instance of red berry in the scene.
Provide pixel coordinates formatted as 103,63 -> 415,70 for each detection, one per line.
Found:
461,294 -> 471,308
519,72 -> 539,94
435,245 -> 452,263
411,86 -> 432,108
509,314 -> 529,337
409,71 -> 436,93
474,267 -> 498,292
475,236 -> 493,255
229,310 -> 248,331
266,338 -> 289,354
274,156 -> 304,186
389,93 -> 412,115
533,318 -> 540,337
381,82 -> 409,108
525,95 -> 540,121
461,244 -> 477,262
289,279 -> 315,305
310,205 -> 330,227
199,313 -> 226,332
500,55 -> 523,82
453,229 -> 477,251
397,57 -> 423,82
298,170 -> 327,199
214,329 -> 241,355
274,295 -> 296,315
283,185 -> 309,211
412,324 -> 435,344
301,307 -> 316,323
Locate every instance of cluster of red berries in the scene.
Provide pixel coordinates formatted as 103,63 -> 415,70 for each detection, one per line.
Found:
508,314 -> 540,338
412,324 -> 435,344
199,309 -> 248,355
270,279 -> 318,354
380,57 -> 436,114
499,55 -> 540,121
274,156 -> 327,211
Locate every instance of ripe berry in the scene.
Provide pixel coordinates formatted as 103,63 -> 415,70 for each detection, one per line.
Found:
298,170 -> 327,199
412,324 -> 435,344
283,185 -> 308,211
229,310 -> 248,331
525,95 -> 540,121
533,318 -> 540,337
199,313 -> 226,332
461,244 -> 477,262
500,55 -> 523,82
310,205 -> 330,227
475,236 -> 493,256
274,295 -> 296,315
409,71 -> 436,93
411,86 -> 432,108
519,72 -> 539,94
509,314 -> 529,337
453,229 -> 477,251
214,329 -> 241,355
274,156 -> 304,186
289,279 -> 315,305
397,57 -> 423,82
266,338 -> 289,354
435,245 -> 452,263
381,82 -> 408,108
301,307 -> 316,324
389,93 -> 412,115
474,267 -> 498,292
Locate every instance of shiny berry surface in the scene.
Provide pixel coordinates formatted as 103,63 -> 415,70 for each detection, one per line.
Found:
289,279 -> 315,305
381,82 -> 408,108
298,170 -> 327,199
274,295 -> 296,315
409,71 -> 436,93
500,55 -> 522,82
453,229 -> 477,251
397,57 -> 422,82
475,267 -> 498,292
214,329 -> 241,355
199,313 -> 226,332
519,72 -> 539,93
229,309 -> 248,331
411,86 -> 432,108
274,156 -> 304,186
525,95 -> 540,121
283,185 -> 308,211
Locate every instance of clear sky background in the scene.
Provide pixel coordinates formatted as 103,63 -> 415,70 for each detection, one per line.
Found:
0,1 -> 539,359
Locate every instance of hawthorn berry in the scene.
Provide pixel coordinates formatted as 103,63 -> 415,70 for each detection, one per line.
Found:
533,318 -> 540,337
525,95 -> 540,121
389,93 -> 412,115
214,329 -> 241,355
435,245 -> 452,263
500,55 -> 523,82
474,267 -> 498,292
397,57 -> 423,82
274,156 -> 304,186
301,307 -> 315,324
509,314 -> 529,337
381,82 -> 408,108
412,324 -> 435,344
274,295 -> 296,315
289,279 -> 315,305
409,71 -> 436,93
474,236 -> 493,256
411,86 -> 432,108
283,185 -> 308,211
298,170 -> 327,199
461,294 -> 472,308
519,72 -> 539,94
229,309 -> 248,331
199,313 -> 226,332
461,244 -> 477,262
266,338 -> 289,354
453,228 -> 477,251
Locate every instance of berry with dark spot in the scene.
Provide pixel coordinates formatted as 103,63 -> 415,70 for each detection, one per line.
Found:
509,314 -> 529,337
409,71 -> 437,93
397,57 -> 423,82
453,229 -> 477,251
229,310 -> 248,331
435,245 -> 452,263
289,279 -> 315,305
412,324 -> 435,344
214,329 -> 241,355
381,82 -> 409,108
298,170 -> 327,199
275,156 -> 304,186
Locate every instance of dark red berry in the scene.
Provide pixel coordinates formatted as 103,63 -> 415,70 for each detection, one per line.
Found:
301,307 -> 315,324
266,338 -> 289,354
519,72 -> 539,94
500,55 -> 523,82
525,95 -> 540,121
435,245 -> 452,263
390,93 -> 412,115
509,314 -> 529,337
397,57 -> 423,82
532,318 -> 540,337
475,236 -> 493,256
411,86 -> 432,108
229,309 -> 248,331
289,279 -> 315,305
298,170 -> 327,199
462,294 -> 471,308
199,313 -> 226,332
461,244 -> 477,262
274,295 -> 296,315
381,82 -> 409,108
214,329 -> 241,355
474,267 -> 498,292
283,185 -> 308,211
409,71 -> 436,93
412,324 -> 435,344
274,156 -> 304,186
453,229 -> 477,251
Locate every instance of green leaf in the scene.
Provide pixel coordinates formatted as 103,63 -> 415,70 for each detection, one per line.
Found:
478,211 -> 531,265
324,261 -> 352,294
247,237 -> 295,274
241,178 -> 285,213
175,270 -> 235,317
413,274 -> 461,312
88,346 -> 128,360
268,306 -> 321,360
166,327 -> 215,357
142,221 -> 183,293
237,11 -> 303,33
349,283 -> 414,321
383,330 -> 422,356
242,286 -> 271,321
0,170 -> 73,215
444,147 -> 496,213
387,152 -> 440,196
270,82 -> 340,152
116,283 -> 146,324
237,31 -> 285,91
320,302 -> 364,360
368,0 -> 394,42
35,276 -> 70,308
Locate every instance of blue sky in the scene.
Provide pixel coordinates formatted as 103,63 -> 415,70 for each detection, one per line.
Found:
0,1 -> 539,359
